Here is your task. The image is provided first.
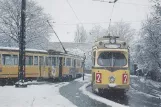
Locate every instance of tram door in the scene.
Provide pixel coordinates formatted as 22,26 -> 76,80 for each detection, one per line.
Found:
58,57 -> 63,78
39,56 -> 45,78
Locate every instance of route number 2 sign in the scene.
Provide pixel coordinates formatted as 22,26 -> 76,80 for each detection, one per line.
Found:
122,74 -> 128,84
96,73 -> 102,83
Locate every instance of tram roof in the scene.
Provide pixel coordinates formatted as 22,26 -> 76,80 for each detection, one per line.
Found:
48,49 -> 83,59
93,37 -> 128,50
0,47 -> 48,53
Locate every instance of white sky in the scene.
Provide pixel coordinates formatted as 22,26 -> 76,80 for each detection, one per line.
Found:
35,0 -> 152,42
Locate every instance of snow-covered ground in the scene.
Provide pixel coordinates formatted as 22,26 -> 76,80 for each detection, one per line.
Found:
0,82 -> 77,107
74,74 -> 128,107
79,82 -> 128,107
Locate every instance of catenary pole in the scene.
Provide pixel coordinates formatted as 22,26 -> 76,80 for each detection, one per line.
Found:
16,0 -> 27,87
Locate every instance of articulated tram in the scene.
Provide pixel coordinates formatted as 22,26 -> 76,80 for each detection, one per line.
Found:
0,47 -> 83,82
91,36 -> 130,93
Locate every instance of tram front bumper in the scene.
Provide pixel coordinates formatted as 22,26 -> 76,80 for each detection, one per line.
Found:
93,83 -> 129,90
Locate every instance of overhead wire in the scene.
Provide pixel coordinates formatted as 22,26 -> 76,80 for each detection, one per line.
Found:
107,2 -> 116,34
66,0 -> 83,25
99,0 -> 151,7
47,20 -> 67,54
51,21 -> 144,26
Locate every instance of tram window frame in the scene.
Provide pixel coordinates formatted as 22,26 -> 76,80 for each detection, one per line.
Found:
57,57 -> 59,66
66,57 -> 71,67
93,51 -> 96,66
72,59 -> 76,67
13,55 -> 18,65
48,57 -> 52,66
2,54 -> 12,65
45,56 -> 52,66
52,57 -> 57,66
25,56 -> 33,66
0,54 -> 1,65
97,52 -> 127,67
77,59 -> 81,67
39,56 -> 44,66
34,56 -> 38,66
63,57 -> 66,66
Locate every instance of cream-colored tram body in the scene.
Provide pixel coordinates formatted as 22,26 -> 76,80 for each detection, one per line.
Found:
91,36 -> 130,93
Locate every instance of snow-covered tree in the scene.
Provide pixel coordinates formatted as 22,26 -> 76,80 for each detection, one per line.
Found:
87,25 -> 107,43
74,25 -> 87,43
110,21 -> 136,45
0,0 -> 51,49
87,22 -> 135,45
131,0 -> 161,80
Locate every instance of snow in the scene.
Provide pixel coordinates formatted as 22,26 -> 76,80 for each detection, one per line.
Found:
0,47 -> 47,53
130,86 -> 160,99
79,82 -> 128,107
74,74 -> 91,83
140,77 -> 146,83
84,73 -> 91,76
131,82 -> 139,87
130,75 -> 138,78
146,79 -> 161,89
66,48 -> 84,57
0,82 -> 77,107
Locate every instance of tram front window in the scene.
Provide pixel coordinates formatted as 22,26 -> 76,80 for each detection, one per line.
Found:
97,52 -> 127,67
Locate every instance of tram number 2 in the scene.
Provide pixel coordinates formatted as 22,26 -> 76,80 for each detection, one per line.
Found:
122,74 -> 128,84
96,73 -> 102,83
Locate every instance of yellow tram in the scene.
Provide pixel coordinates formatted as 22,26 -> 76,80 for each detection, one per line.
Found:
0,47 -> 83,82
91,36 -> 130,93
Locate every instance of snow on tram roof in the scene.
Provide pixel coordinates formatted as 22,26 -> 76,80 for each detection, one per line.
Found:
0,47 -> 47,53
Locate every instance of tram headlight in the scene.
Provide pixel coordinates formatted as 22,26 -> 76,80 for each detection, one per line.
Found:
109,76 -> 115,83
99,41 -> 103,46
110,38 -> 116,44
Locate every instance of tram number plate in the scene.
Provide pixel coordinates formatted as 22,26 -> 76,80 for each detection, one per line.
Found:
96,73 -> 102,83
122,74 -> 128,84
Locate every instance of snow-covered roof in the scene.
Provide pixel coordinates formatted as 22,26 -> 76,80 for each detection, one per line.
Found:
0,47 -> 48,53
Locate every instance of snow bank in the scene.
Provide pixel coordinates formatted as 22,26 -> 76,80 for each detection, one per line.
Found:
140,78 -> 145,83
146,79 -> 161,89
130,75 -> 138,78
130,86 -> 159,99
79,82 -> 128,107
0,82 -> 77,107
74,74 -> 91,83
85,73 -> 91,77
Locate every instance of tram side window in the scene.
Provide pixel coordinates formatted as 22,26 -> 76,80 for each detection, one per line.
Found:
72,59 -> 76,67
39,56 -> 44,66
93,51 -> 96,66
63,57 -> 65,66
26,56 -> 33,65
57,57 -> 59,66
52,57 -> 57,66
0,54 -> 1,64
48,57 -> 52,66
2,54 -> 12,65
13,55 -> 18,65
2,54 -> 18,65
34,56 -> 38,65
77,60 -> 81,67
66,58 -> 71,66
45,57 -> 51,66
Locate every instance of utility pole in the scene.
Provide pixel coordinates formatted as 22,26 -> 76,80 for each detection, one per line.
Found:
82,53 -> 86,80
15,0 -> 27,88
